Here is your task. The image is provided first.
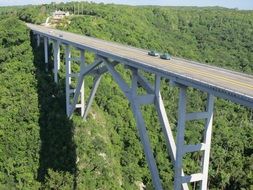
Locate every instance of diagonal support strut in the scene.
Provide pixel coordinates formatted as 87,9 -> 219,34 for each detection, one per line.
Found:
136,73 -> 189,190
83,74 -> 103,119
104,62 -> 163,190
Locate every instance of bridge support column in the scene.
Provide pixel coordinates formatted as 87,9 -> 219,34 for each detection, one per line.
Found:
200,94 -> 215,189
65,45 -> 71,116
80,50 -> 86,117
37,34 -> 40,47
43,37 -> 49,72
174,86 -> 214,190
53,40 -> 60,83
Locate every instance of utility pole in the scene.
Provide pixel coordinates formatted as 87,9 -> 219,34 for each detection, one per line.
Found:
82,3 -> 84,15
77,3 -> 79,15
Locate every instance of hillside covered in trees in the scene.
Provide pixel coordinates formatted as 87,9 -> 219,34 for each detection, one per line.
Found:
0,2 -> 253,190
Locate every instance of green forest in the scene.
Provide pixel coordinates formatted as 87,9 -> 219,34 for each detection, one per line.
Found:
0,2 -> 253,190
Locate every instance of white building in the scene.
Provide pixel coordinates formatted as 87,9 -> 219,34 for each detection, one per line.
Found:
53,10 -> 70,20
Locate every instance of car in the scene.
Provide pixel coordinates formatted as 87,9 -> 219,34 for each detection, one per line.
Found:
148,50 -> 159,57
59,34 -> 63,37
160,53 -> 171,60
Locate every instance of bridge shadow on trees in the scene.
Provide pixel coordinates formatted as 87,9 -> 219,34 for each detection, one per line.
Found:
30,33 -> 77,188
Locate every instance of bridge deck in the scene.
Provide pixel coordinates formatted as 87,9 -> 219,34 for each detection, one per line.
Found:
27,23 -> 253,108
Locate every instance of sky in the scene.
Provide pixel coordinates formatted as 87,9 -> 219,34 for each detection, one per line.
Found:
0,0 -> 252,10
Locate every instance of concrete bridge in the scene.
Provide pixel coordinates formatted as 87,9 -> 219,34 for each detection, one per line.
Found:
28,23 -> 253,190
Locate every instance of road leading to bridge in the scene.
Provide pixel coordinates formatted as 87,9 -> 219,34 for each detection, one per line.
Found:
27,23 -> 253,108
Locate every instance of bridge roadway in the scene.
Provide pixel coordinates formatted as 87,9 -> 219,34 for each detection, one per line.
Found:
27,23 -> 253,108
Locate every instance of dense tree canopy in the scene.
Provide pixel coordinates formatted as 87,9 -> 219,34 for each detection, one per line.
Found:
0,18 -> 40,189
0,2 -> 252,190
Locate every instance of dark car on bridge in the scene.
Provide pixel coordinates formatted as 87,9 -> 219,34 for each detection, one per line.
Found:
148,50 -> 159,57
160,53 -> 171,60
